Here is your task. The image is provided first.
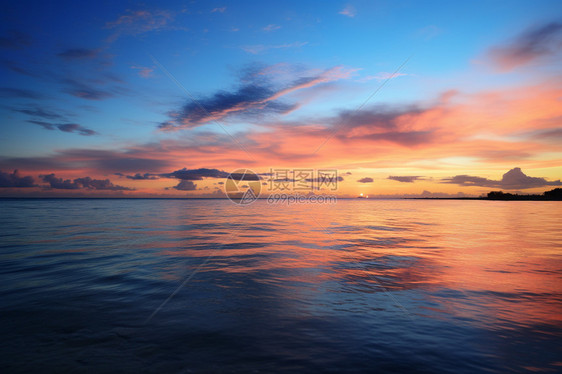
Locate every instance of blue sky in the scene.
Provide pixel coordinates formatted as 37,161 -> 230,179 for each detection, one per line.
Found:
1,0 -> 561,197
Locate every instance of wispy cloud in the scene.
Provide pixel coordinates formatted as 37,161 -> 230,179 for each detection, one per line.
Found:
359,72 -> 409,82
488,21 -> 562,71
263,24 -> 281,32
339,5 -> 356,18
211,7 -> 226,13
131,65 -> 154,78
242,41 -> 308,55
63,78 -> 114,100
159,64 -> 354,130
0,87 -> 43,99
0,30 -> 32,49
388,176 -> 423,183
357,177 -> 373,183
105,9 -> 175,42
13,106 -> 65,120
28,120 -> 97,136
57,48 -> 99,60
115,172 -> 159,180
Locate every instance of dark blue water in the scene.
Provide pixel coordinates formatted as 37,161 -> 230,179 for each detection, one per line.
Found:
1,199 -> 561,373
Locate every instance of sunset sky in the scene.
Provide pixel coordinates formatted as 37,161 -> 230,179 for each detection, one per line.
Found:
1,0 -> 561,197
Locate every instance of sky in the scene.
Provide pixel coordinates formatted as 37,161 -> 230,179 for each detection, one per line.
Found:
1,0 -> 561,198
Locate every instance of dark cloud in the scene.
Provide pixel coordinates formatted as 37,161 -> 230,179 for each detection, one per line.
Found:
63,79 -> 113,100
489,21 -> 562,71
14,106 -> 65,120
172,180 -> 197,191
388,176 -> 423,183
442,167 -> 562,190
57,123 -> 97,136
0,170 -> 35,187
27,121 -> 97,136
159,84 -> 294,130
357,177 -> 373,183
161,168 -> 230,180
115,172 -> 159,180
332,105 -> 438,146
28,120 -> 55,130
41,173 -> 133,190
57,48 -> 98,60
0,30 -> 32,49
159,64 -> 351,130
0,60 -> 36,77
0,87 -> 43,99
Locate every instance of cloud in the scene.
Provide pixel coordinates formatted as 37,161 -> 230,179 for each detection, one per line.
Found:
41,173 -> 133,190
106,9 -> 175,41
357,177 -> 373,183
160,64 -> 353,130
0,60 -> 37,77
0,170 -> 35,187
57,48 -> 98,60
339,5 -> 356,18
57,124 -> 97,136
330,104 -> 438,146
161,168 -> 229,180
63,79 -> 113,100
172,180 -> 197,191
131,65 -> 154,78
360,72 -> 408,81
263,24 -> 281,32
211,7 -> 226,13
0,87 -> 43,99
115,172 -> 159,180
14,106 -> 64,120
0,30 -> 32,49
242,41 -> 308,55
388,176 -> 423,183
27,121 -> 97,136
488,21 -> 562,71
442,168 -> 562,190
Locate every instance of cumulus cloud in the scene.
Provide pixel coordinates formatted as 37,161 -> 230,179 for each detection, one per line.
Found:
357,177 -> 373,183
442,167 -> 562,190
488,21 -> 562,71
172,180 -> 197,191
388,176 -> 423,183
0,170 -> 35,187
41,174 -> 133,190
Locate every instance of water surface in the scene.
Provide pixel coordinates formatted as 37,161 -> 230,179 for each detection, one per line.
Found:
0,199 -> 561,373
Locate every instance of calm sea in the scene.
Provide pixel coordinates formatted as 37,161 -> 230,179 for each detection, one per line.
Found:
0,199 -> 561,373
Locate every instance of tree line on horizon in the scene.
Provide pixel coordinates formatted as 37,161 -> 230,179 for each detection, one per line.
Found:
487,188 -> 562,201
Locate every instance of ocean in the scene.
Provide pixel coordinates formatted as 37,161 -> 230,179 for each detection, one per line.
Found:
0,198 -> 561,373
